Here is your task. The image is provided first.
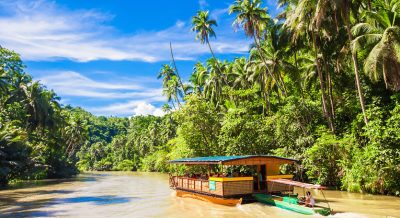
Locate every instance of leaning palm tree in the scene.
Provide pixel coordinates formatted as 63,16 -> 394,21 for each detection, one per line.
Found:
191,11 -> 221,67
229,0 -> 284,95
352,0 -> 400,91
158,64 -> 177,89
168,76 -> 183,108
158,64 -> 184,107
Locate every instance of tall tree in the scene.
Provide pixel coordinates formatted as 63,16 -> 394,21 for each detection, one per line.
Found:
229,0 -> 285,95
191,11 -> 222,70
284,0 -> 335,131
158,64 -> 181,108
352,0 -> 400,91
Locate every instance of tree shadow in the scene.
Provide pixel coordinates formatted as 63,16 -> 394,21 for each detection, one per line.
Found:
0,209 -> 64,218
54,195 -> 138,205
0,197 -> 64,217
1,194 -> 139,217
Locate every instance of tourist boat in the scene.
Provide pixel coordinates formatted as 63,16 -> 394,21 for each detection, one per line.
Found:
168,155 -> 297,206
253,179 -> 332,216
168,155 -> 332,216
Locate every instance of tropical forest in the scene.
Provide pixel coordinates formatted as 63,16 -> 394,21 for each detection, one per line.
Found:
1,0 -> 400,201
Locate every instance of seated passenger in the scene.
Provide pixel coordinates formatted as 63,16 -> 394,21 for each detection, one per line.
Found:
305,191 -> 315,207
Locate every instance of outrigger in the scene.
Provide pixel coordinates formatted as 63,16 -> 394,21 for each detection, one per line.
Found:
168,155 -> 332,216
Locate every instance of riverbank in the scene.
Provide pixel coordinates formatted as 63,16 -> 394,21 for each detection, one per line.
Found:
1,172 -> 399,217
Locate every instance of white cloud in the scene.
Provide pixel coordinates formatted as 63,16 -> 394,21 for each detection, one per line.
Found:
89,101 -> 165,117
35,70 -> 165,116
37,71 -> 164,100
0,0 -> 250,63
199,0 -> 209,10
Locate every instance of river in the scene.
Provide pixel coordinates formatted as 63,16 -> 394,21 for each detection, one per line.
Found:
0,172 -> 399,218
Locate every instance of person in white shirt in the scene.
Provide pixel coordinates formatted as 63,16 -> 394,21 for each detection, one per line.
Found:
305,191 -> 315,207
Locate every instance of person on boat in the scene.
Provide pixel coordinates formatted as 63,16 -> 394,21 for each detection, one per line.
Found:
305,191 -> 315,207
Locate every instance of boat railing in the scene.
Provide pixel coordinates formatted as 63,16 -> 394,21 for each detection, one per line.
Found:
170,176 -> 210,194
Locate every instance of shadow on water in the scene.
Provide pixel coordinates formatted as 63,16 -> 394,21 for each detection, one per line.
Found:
0,197 -> 64,218
54,195 -> 137,205
0,194 -> 138,217
0,210 -> 64,218
0,174 -> 99,191
0,190 -> 76,209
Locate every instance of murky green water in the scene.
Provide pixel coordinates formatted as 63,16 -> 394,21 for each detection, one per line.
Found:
0,172 -> 398,217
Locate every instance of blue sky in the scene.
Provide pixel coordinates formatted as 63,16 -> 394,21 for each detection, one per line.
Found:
0,0 -> 279,117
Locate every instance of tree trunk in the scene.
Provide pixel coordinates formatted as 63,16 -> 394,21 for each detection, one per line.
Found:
312,33 -> 335,132
325,63 -> 335,119
252,35 -> 285,96
171,101 -> 176,110
344,11 -> 369,124
170,42 -> 186,96
206,36 -> 224,79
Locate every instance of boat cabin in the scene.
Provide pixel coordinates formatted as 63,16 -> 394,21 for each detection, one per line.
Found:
169,155 -> 297,202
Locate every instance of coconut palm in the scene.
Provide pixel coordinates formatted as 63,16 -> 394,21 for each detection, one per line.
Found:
191,11 -> 221,67
169,42 -> 187,96
303,0 -> 369,124
204,58 -> 226,105
168,76 -> 183,108
352,0 -> 400,91
230,57 -> 250,89
158,64 -> 177,88
190,62 -> 209,95
229,0 -> 285,95
64,114 -> 88,157
284,0 -> 335,131
21,82 -> 56,132
158,64 -> 183,108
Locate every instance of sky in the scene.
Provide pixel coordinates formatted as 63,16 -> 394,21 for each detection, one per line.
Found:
0,0 -> 280,117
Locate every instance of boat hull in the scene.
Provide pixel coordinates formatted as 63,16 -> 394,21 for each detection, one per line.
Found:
175,190 -> 242,206
253,194 -> 331,216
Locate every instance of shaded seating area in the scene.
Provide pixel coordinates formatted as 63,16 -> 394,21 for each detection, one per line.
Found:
169,155 -> 297,199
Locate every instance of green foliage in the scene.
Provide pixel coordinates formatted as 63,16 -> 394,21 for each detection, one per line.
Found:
0,47 -> 86,186
113,160 -> 136,171
304,132 -> 351,186
341,104 -> 400,195
2,0 -> 400,196
173,95 -> 220,156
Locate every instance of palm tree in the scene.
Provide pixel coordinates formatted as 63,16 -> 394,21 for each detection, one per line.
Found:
230,57 -> 250,89
204,58 -> 226,105
284,0 -> 335,131
190,62 -> 209,95
229,0 -> 285,95
21,82 -> 55,132
158,64 -> 182,108
158,64 -> 176,87
169,42 -> 187,96
305,0 -> 369,124
64,114 -> 88,157
167,76 -> 183,108
191,11 -> 221,69
162,103 -> 172,113
352,0 -> 400,91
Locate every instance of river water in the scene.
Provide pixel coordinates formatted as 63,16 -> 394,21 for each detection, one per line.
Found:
0,172 -> 398,218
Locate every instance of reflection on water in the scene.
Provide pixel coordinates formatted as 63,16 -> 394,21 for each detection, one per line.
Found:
0,172 -> 399,218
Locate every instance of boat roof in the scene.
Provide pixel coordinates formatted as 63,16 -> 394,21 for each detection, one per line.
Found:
268,179 -> 326,190
169,155 -> 297,165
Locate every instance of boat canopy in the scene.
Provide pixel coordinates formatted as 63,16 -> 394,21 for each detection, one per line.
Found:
268,178 -> 326,190
169,155 -> 297,165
